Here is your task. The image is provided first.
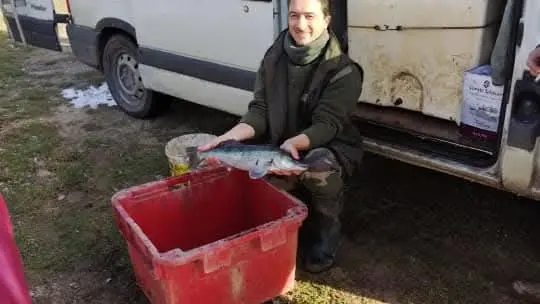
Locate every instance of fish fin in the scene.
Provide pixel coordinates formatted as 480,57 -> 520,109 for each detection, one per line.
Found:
216,139 -> 243,147
248,165 -> 269,179
185,146 -> 201,168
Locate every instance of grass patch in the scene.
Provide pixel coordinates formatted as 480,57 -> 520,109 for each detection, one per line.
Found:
0,122 -> 66,274
1,124 -> 121,275
282,281 -> 380,304
2,86 -> 63,122
0,32 -> 31,81
0,122 -> 59,184
111,145 -> 169,186
0,34 -> 63,124
52,149 -> 91,191
0,34 -> 25,81
1,122 -> 167,276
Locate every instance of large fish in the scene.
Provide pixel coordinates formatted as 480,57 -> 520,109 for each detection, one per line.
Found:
186,140 -> 309,179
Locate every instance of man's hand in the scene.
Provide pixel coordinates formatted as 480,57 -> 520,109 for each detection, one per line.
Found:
198,135 -> 231,152
268,134 -> 311,176
198,123 -> 255,151
527,46 -> 540,76
279,134 -> 311,159
280,138 -> 301,160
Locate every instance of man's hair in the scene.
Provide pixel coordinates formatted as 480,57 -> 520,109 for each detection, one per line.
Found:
288,0 -> 331,17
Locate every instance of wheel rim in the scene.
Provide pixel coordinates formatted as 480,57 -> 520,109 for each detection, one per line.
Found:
115,53 -> 146,107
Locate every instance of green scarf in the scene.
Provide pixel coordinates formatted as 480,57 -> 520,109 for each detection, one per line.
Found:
284,29 -> 329,65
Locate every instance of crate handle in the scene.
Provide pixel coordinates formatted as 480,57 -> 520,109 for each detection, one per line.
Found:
201,248 -> 233,274
258,226 -> 287,252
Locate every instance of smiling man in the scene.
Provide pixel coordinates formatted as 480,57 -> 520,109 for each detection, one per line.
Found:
199,0 -> 364,273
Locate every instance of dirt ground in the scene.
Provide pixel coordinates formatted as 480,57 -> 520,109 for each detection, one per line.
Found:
2,33 -> 540,304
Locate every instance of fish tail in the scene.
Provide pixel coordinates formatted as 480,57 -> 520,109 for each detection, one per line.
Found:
300,149 -> 341,172
185,146 -> 201,168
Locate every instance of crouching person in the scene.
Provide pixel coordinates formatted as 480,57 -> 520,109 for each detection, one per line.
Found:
199,0 -> 364,273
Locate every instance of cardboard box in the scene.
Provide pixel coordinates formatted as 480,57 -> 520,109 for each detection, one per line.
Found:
460,65 -> 504,138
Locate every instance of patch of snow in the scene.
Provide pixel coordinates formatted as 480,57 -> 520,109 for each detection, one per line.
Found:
61,82 -> 116,109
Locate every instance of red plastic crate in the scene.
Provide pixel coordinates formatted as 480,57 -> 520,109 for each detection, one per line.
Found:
112,166 -> 308,304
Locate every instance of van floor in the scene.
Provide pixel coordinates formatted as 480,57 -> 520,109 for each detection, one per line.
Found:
352,103 -> 498,167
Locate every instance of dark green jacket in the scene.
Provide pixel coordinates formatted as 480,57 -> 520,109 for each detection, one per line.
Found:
240,30 -> 364,177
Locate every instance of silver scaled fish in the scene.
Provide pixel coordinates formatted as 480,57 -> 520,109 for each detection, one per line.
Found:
186,140 -> 308,179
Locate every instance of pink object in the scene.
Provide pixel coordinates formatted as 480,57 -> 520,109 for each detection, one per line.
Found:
0,193 -> 32,304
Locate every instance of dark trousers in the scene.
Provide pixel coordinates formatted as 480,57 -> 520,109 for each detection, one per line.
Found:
269,147 -> 344,256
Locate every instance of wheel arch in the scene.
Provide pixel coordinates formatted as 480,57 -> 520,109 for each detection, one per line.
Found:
94,18 -> 138,70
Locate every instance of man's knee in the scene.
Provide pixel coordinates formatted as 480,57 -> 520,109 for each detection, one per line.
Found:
300,148 -> 343,195
303,148 -> 342,174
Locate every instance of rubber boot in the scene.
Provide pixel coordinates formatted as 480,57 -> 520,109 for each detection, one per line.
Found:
513,281 -> 540,303
303,212 -> 342,273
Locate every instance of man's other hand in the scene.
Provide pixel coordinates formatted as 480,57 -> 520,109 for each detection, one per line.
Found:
527,46 -> 540,76
198,135 -> 230,152
279,134 -> 311,160
198,123 -> 256,151
280,139 -> 301,160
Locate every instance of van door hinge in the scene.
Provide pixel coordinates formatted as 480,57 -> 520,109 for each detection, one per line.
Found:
516,22 -> 524,47
54,13 -> 70,24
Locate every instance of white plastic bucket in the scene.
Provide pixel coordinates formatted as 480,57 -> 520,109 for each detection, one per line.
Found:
165,133 -> 217,176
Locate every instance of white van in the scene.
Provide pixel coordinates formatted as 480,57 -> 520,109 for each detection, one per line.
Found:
2,0 -> 540,200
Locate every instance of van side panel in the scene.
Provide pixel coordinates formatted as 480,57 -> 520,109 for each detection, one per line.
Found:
140,65 -> 254,116
133,0 -> 275,115
68,0 -> 135,31
134,0 -> 274,72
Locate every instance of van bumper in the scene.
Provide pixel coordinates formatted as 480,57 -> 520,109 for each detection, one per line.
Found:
66,24 -> 100,69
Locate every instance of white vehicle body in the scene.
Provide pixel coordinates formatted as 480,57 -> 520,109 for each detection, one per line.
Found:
2,0 -> 540,200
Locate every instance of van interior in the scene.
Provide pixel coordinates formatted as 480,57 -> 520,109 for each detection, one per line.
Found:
328,0 -> 521,167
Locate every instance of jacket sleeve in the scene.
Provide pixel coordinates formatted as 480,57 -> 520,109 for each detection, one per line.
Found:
239,62 -> 268,137
301,64 -> 363,148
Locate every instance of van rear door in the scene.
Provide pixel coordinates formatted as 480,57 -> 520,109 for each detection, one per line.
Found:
500,0 -> 540,196
1,0 -> 66,51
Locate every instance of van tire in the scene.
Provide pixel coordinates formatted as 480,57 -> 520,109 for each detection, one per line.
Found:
102,34 -> 162,118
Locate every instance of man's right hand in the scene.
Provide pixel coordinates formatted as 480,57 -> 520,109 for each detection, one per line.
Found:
197,123 -> 256,151
198,135 -> 232,152
527,46 -> 540,76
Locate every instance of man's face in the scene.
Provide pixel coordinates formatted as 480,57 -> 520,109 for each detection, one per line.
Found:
288,0 -> 330,46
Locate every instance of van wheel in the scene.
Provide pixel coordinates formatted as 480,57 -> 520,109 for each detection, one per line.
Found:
102,34 -> 161,118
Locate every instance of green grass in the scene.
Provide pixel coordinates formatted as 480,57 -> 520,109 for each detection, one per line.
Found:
0,36 -> 90,270
0,124 -> 167,277
283,281 -> 377,304
0,34 -> 61,125
0,32 -> 29,79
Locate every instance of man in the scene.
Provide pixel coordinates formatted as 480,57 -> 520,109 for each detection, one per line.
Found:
512,45 -> 540,301
199,0 -> 363,273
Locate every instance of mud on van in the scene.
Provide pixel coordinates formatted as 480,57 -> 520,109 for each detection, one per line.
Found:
1,0 -> 540,200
